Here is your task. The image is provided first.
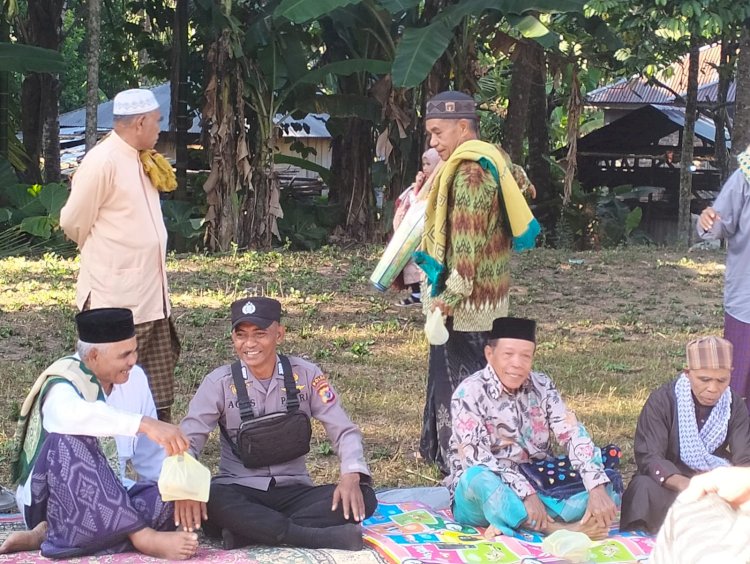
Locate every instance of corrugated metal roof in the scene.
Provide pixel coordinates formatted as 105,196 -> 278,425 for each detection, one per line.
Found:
586,43 -> 734,106
59,83 -> 202,134
697,80 -> 737,103
59,83 -> 332,139
651,104 -> 731,148
276,113 -> 331,138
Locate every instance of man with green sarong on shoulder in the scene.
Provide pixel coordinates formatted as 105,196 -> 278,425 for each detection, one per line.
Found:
415,91 -> 540,473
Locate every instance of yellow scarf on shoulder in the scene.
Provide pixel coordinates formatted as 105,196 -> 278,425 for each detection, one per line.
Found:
421,140 -> 539,269
91,132 -> 177,192
140,150 -> 177,193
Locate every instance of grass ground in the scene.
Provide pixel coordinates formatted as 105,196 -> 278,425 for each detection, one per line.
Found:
0,245 -> 727,488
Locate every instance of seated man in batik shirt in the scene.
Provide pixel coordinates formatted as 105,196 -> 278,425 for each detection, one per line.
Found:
446,317 -> 620,540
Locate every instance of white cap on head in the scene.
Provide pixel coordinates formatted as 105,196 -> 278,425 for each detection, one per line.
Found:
112,89 -> 160,116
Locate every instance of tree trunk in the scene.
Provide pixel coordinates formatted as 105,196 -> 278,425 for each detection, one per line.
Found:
42,73 -> 60,182
240,120 -> 280,250
0,18 -> 10,160
20,74 -> 42,183
201,30 -> 252,251
677,40 -> 700,246
170,0 -> 189,193
329,117 -> 375,238
563,67 -> 581,205
19,0 -> 64,183
526,42 -> 550,202
503,40 -> 534,163
713,34 -> 733,182
731,25 -> 750,167
85,0 -> 101,152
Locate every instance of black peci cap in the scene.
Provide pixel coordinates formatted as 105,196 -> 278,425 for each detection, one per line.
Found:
490,317 -> 536,344
75,308 -> 135,343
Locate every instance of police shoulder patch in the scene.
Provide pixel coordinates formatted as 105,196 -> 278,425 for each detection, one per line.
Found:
311,374 -> 336,404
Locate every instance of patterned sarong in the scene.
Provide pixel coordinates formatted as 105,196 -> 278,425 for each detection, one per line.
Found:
28,433 -> 173,559
420,322 -> 488,474
134,316 -> 180,411
453,465 -> 621,536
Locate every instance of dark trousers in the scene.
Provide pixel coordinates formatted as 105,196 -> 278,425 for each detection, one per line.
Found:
205,481 -> 378,546
420,320 -> 488,474
620,474 -> 678,534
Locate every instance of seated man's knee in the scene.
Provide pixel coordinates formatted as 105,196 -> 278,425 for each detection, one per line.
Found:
361,485 -> 378,519
460,465 -> 504,490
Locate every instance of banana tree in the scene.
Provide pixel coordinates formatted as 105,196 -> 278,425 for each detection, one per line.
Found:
195,0 -> 393,249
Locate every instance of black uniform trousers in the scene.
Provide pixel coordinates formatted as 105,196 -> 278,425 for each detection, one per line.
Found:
205,481 -> 378,545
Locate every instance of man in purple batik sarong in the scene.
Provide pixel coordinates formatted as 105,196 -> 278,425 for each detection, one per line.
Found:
0,308 -> 199,560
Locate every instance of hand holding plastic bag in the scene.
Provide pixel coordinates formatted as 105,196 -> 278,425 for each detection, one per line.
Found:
424,307 -> 449,345
158,452 -> 211,502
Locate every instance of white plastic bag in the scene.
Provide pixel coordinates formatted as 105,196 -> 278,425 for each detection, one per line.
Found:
157,452 -> 211,502
424,307 -> 449,345
541,529 -> 592,563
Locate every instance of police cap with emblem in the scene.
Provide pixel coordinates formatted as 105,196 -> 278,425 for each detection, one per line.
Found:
75,308 -> 135,343
231,297 -> 282,330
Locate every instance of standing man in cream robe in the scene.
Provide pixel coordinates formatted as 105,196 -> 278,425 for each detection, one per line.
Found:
60,88 -> 179,422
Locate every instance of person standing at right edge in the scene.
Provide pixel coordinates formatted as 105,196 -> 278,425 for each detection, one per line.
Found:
698,144 -> 750,410
415,91 -> 540,473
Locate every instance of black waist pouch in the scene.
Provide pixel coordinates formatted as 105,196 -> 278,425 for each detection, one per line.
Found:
236,410 -> 312,468
221,355 -> 312,469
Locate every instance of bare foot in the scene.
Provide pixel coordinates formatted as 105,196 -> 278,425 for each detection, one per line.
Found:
483,525 -> 503,540
574,519 -> 609,541
0,521 -> 47,554
129,527 -> 199,560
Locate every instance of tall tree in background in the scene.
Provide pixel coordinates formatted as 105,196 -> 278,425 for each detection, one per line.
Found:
677,40 -> 699,245
17,0 -> 65,183
712,33 -> 735,181
85,0 -> 100,151
502,39 -> 534,162
170,0 -> 189,192
526,42 -> 550,201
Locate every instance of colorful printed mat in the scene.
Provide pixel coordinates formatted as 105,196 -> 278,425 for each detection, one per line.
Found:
362,502 -> 655,564
0,514 -> 386,564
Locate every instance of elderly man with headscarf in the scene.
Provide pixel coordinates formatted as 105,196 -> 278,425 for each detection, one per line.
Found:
60,89 -> 180,423
620,336 -> 750,534
415,91 -> 540,472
